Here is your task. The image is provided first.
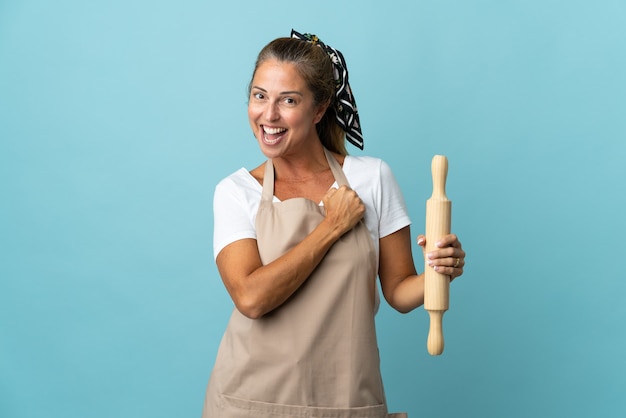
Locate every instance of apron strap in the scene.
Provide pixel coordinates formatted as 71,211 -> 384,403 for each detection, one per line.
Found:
323,147 -> 350,188
261,160 -> 275,202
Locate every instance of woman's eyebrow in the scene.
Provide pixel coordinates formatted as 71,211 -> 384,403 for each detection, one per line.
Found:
251,86 -> 303,96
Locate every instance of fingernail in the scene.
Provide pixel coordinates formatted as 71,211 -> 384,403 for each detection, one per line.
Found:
427,252 -> 434,259
427,260 -> 434,266
417,237 -> 425,245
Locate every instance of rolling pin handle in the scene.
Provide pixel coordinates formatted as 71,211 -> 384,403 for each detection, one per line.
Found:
427,310 -> 445,356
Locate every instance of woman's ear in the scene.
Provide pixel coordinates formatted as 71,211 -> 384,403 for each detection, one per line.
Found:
313,100 -> 331,124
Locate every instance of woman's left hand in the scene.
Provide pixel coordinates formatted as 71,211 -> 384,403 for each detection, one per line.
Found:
417,233 -> 465,281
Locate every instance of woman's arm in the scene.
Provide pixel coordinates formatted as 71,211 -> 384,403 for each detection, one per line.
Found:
379,226 -> 465,313
216,185 -> 364,319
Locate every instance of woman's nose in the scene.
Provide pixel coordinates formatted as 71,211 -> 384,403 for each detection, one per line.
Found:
264,102 -> 279,121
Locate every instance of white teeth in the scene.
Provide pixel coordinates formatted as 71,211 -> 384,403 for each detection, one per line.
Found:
263,126 -> 286,135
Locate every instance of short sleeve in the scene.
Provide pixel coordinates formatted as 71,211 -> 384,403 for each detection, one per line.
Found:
212,175 -> 258,260
377,160 -> 411,238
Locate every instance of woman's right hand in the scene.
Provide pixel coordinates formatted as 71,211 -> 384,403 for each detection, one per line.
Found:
321,185 -> 365,236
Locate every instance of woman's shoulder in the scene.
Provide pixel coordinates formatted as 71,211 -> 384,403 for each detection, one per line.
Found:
344,154 -> 392,178
215,167 -> 263,197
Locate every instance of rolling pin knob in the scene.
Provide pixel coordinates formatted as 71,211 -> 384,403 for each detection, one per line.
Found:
427,310 -> 445,356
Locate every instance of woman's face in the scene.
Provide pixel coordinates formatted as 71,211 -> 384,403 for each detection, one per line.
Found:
248,59 -> 327,159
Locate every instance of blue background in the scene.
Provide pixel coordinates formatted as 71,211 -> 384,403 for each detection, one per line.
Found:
1,1 -> 625,417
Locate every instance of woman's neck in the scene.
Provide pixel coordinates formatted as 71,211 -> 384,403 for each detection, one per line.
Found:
272,143 -> 329,182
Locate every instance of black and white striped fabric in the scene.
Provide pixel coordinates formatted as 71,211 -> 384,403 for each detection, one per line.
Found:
291,29 -> 364,150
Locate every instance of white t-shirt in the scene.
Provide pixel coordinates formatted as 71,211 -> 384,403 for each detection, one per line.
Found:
213,155 -> 411,273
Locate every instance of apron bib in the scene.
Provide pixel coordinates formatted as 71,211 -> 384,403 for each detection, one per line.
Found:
203,149 -> 407,418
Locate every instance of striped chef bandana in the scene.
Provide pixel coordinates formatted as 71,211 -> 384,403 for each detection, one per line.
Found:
291,29 -> 364,150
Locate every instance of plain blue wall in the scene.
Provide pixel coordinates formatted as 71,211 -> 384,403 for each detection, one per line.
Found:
1,1 -> 625,417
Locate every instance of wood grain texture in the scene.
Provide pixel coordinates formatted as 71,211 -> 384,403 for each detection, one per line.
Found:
424,155 -> 451,356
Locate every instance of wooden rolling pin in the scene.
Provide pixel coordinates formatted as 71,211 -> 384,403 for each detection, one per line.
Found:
424,155 -> 451,356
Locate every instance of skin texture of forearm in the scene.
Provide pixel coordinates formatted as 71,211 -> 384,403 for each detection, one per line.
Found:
378,226 -> 426,313
384,273 -> 425,313
217,218 -> 348,319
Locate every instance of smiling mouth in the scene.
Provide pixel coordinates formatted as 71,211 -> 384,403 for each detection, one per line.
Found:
262,126 -> 287,144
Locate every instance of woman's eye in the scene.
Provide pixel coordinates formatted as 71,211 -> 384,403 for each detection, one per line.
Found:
283,97 -> 296,105
252,92 -> 264,100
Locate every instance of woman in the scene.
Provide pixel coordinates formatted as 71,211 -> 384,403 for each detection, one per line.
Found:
203,30 -> 466,418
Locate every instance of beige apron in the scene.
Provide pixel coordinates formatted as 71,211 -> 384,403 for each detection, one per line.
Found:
203,149 -> 407,418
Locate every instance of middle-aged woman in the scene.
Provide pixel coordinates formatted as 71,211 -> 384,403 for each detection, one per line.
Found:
202,30 -> 467,418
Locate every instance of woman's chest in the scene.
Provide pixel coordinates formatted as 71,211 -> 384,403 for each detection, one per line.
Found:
273,171 -> 336,203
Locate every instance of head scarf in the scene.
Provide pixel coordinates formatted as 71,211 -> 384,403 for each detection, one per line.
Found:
291,29 -> 364,150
